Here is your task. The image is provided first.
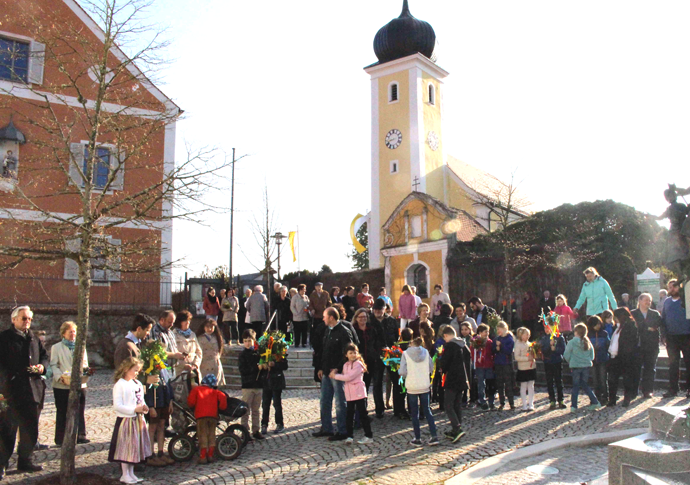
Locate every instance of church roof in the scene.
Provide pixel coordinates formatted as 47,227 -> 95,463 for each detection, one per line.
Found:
373,0 -> 438,65
446,155 -> 531,216
382,191 -> 487,242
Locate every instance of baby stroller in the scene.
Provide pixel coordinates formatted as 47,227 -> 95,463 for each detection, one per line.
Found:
167,371 -> 250,462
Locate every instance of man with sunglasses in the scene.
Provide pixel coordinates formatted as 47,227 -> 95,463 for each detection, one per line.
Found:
0,306 -> 49,478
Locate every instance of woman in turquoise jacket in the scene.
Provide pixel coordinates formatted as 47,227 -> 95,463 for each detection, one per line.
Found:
573,267 -> 618,316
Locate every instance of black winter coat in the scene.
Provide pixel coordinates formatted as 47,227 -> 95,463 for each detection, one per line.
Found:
321,322 -> 354,373
261,359 -> 288,391
439,338 -> 471,392
276,296 -> 292,325
354,323 -> 384,370
238,347 -> 263,389
613,322 -> 639,356
631,308 -> 662,352
374,315 -> 399,348
0,327 -> 49,405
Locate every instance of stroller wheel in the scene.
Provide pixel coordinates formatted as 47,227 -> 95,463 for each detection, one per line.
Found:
216,434 -> 242,460
168,435 -> 196,462
226,424 -> 250,448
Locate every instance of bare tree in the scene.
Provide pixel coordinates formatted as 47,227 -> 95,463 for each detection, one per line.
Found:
465,170 -> 531,325
0,2 -> 231,483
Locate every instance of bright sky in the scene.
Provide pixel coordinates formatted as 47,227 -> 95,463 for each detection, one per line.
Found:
141,0 -> 690,283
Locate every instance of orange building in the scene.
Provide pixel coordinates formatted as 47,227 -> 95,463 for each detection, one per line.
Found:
0,0 -> 179,309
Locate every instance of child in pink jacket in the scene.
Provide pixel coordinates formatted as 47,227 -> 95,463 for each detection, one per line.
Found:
330,343 -> 373,444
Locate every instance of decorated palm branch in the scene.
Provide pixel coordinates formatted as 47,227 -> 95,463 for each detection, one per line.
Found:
380,346 -> 403,373
486,312 -> 501,335
539,310 -> 561,339
140,340 -> 168,386
471,336 -> 487,351
529,340 -> 542,359
257,331 -> 290,365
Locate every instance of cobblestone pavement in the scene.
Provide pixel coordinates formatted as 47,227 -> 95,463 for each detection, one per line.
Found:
5,370 -> 689,485
481,444 -> 609,485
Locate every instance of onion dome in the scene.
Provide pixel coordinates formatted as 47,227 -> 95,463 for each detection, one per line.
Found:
374,0 -> 438,64
0,117 -> 26,144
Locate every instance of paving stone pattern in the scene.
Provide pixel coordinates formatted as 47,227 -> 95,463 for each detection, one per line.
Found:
5,370 -> 689,485
481,444 -> 610,485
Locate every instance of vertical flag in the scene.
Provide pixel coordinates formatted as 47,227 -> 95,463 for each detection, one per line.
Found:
288,231 -> 297,262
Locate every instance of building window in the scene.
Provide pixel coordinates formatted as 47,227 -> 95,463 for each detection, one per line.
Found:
84,146 -> 111,189
389,82 -> 399,103
428,83 -> 435,105
410,215 -> 422,238
390,160 -> 398,173
0,37 -> 29,82
406,263 -> 429,298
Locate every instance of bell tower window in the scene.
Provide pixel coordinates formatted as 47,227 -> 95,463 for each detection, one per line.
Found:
390,160 -> 398,174
428,83 -> 435,105
388,81 -> 399,103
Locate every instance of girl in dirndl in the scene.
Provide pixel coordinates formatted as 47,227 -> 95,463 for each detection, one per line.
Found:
109,357 -> 152,484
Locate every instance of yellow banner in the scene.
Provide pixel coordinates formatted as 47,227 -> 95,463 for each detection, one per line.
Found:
288,231 -> 297,262
350,214 -> 366,254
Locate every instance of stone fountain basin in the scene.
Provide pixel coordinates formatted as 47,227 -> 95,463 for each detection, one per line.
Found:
648,406 -> 689,440
608,432 -> 690,485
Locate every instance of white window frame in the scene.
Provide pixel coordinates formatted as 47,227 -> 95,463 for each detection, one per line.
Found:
72,140 -> 121,194
388,81 -> 399,104
0,30 -> 45,85
428,82 -> 436,105
389,159 -> 399,174
405,261 -> 431,299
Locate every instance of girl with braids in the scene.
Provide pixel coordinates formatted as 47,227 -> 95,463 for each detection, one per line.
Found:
564,323 -> 601,411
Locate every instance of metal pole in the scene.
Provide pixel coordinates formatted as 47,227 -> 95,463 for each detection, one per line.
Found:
229,148 -> 236,281
297,225 -> 301,272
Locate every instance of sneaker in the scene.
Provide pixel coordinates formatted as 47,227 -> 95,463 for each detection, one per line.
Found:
549,402 -> 556,409
274,425 -> 284,434
328,433 -> 348,442
260,426 -> 268,435
77,437 -> 91,444
444,430 -> 454,439
410,439 -> 423,447
252,431 -> 265,440
509,404 -> 516,411
558,402 -> 567,409
358,436 -> 372,444
527,406 -> 535,412
312,429 -> 334,438
428,437 -> 440,446
570,407 -> 578,413
587,404 -> 602,411
452,429 -> 466,443
345,437 -> 354,444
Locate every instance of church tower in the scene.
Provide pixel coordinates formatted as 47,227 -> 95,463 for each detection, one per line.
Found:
366,0 -> 449,269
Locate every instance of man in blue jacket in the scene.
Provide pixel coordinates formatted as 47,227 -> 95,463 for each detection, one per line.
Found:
661,280 -> 690,398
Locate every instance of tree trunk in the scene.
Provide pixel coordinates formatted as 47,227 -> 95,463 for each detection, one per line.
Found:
59,257 -> 91,485
503,247 -> 513,328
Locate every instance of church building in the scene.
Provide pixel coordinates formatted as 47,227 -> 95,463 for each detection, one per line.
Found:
366,1 -> 525,310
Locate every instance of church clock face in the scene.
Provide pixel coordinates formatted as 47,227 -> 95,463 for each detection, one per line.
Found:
385,129 -> 402,149
427,130 -> 439,151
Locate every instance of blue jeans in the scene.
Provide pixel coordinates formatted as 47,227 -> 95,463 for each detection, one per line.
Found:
407,392 -> 437,441
320,377 -> 347,435
571,367 -> 599,409
475,367 -> 495,405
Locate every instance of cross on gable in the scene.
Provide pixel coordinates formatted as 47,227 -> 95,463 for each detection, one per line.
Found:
412,176 -> 420,191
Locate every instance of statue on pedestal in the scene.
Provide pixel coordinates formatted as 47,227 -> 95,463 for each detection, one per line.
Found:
656,184 -> 690,279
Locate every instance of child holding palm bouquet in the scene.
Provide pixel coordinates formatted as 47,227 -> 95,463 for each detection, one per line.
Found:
257,331 -> 290,435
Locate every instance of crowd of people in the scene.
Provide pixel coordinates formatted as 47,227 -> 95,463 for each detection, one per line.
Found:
0,265 -> 688,481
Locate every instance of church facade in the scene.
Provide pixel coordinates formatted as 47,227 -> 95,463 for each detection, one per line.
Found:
366,1 -> 524,310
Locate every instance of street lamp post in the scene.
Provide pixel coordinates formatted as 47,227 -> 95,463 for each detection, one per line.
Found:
271,232 -> 287,280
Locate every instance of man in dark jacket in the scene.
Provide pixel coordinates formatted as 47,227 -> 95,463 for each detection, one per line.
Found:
468,297 -> 496,332
631,293 -> 662,398
373,299 -> 399,348
439,326 -> 471,443
539,290 -> 556,316
312,307 -> 353,441
0,306 -> 49,476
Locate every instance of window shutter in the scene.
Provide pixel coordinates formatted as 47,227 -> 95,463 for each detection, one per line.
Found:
111,147 -> 125,191
69,143 -> 85,188
28,41 -> 45,85
106,238 -> 121,282
63,238 -> 80,280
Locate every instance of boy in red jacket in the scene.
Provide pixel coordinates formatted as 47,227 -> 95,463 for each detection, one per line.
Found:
472,324 -> 496,411
187,374 -> 227,464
